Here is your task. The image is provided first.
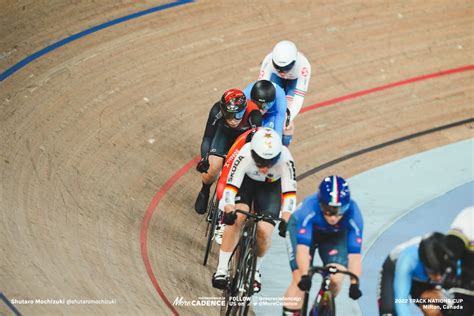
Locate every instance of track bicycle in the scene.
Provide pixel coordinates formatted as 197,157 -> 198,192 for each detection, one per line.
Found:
300,265 -> 359,316
220,209 -> 280,316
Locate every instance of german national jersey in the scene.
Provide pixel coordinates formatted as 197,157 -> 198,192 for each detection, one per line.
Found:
221,142 -> 297,214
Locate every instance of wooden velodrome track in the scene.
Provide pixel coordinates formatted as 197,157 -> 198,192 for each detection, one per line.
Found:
1,1 -> 473,315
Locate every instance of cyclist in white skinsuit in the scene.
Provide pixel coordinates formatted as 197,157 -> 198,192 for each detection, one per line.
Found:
258,40 -> 311,146
212,128 -> 297,293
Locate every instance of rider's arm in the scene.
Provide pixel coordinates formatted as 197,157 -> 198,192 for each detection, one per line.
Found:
200,103 -> 221,158
258,54 -> 273,80
347,254 -> 362,284
288,55 -> 311,122
293,197 -> 317,274
393,248 -> 417,315
279,147 -> 297,222
247,109 -> 263,128
222,147 -> 251,213
346,202 -> 364,280
269,86 -> 287,137
296,245 -> 311,275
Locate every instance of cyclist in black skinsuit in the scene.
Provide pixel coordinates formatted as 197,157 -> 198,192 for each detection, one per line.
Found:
194,88 -> 262,214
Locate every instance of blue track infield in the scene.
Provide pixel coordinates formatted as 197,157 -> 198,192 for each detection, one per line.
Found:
255,138 -> 473,315
360,181 -> 474,316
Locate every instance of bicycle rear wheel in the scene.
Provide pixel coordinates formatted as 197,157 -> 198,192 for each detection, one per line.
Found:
203,187 -> 218,266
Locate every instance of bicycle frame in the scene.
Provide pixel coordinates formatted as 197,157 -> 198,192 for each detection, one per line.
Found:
301,266 -> 359,316
221,210 -> 280,316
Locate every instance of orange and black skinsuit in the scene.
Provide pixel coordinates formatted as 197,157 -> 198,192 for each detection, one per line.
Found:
199,101 -> 261,160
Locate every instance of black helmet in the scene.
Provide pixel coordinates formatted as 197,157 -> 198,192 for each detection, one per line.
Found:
419,232 -> 455,274
250,80 -> 276,111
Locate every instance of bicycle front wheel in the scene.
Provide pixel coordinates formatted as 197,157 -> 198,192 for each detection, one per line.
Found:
202,197 -> 220,265
221,237 -> 244,316
311,291 -> 335,316
203,188 -> 218,266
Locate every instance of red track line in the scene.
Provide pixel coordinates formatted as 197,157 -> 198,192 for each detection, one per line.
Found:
301,65 -> 474,113
140,156 -> 200,316
140,65 -> 474,315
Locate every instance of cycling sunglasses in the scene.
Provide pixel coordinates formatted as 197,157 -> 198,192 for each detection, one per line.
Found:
223,107 -> 246,121
272,60 -> 296,73
258,100 -> 275,111
251,150 -> 281,168
321,203 -> 349,217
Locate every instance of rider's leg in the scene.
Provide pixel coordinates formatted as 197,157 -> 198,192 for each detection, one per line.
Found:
283,269 -> 304,311
411,281 -> 444,316
201,155 -> 223,184
195,123 -> 229,214
215,202 -> 249,271
254,178 -> 281,262
256,221 -> 274,257
195,155 -> 223,214
419,288 -> 443,316
326,263 -> 346,296
214,176 -> 255,279
378,256 -> 397,316
220,202 -> 249,252
317,231 -> 349,297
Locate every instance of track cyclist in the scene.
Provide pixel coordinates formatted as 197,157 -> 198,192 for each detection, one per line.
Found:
258,40 -> 311,146
378,232 -> 457,316
243,79 -> 288,139
212,127 -> 297,294
283,175 -> 363,315
194,89 -> 262,215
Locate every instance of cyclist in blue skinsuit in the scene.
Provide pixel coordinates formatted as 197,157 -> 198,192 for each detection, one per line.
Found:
282,175 -> 364,315
243,79 -> 288,141
378,232 -> 457,316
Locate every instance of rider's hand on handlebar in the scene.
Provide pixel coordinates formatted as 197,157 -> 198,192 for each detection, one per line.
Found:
223,211 -> 237,225
196,156 -> 210,173
278,219 -> 287,238
298,275 -> 312,291
349,283 -> 362,300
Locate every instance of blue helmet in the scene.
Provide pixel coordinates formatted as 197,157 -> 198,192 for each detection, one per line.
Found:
318,175 -> 351,215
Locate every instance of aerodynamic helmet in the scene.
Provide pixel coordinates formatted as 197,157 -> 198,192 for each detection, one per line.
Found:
419,232 -> 455,275
220,89 -> 248,120
250,128 -> 282,168
272,40 -> 298,73
250,80 -> 276,112
318,175 -> 351,215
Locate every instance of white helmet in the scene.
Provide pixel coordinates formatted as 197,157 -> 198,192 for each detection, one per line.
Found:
272,40 -> 297,72
250,128 -> 282,167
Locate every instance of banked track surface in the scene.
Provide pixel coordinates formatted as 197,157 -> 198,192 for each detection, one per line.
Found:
1,0 -> 473,315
